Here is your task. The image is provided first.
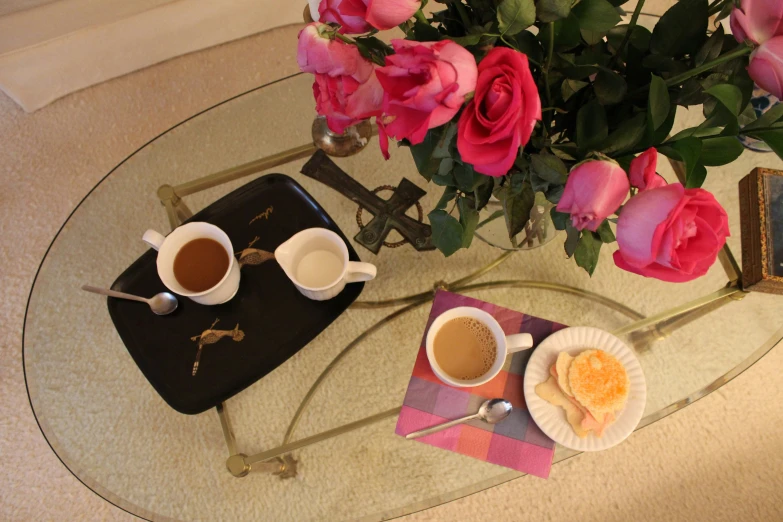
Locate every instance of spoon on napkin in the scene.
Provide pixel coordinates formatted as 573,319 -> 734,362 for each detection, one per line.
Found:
405,398 -> 512,439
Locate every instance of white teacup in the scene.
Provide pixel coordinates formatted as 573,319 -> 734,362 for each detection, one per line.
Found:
274,228 -> 376,301
142,222 -> 240,305
426,306 -> 534,387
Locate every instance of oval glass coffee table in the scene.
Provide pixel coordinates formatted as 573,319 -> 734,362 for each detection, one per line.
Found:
24,72 -> 783,521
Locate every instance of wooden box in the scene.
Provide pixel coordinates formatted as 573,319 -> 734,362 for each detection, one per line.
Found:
739,168 -> 783,294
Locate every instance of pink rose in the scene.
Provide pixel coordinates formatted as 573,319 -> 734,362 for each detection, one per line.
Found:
456,47 -> 541,177
613,184 -> 730,283
317,0 -> 420,33
556,160 -> 630,232
297,23 -> 371,77
298,23 -> 382,133
730,0 -> 783,45
747,37 -> 783,100
313,71 -> 383,133
629,148 -> 667,192
377,39 -> 477,145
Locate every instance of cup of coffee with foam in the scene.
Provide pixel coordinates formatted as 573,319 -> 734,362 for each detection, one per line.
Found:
142,223 -> 240,305
426,306 -> 534,387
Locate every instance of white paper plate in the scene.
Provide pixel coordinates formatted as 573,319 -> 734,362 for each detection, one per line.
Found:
523,326 -> 646,451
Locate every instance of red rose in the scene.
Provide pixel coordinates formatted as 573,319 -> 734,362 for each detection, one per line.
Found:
457,47 -> 541,176
613,184 -> 730,282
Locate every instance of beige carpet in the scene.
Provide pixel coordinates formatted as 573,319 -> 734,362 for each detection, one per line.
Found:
2,10 -> 783,522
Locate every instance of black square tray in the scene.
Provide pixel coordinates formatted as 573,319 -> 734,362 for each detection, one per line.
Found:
108,174 -> 364,414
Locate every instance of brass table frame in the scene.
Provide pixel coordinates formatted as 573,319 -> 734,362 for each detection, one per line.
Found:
158,138 -> 755,480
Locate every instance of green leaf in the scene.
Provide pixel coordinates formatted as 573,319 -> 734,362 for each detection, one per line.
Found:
551,209 -> 570,231
446,33 -> 483,46
545,184 -> 565,204
409,142 -> 440,181
577,100 -> 608,152
513,31 -> 545,63
436,186 -> 458,210
437,158 -> 454,177
704,84 -> 743,116
572,0 -> 621,34
650,0 -> 708,57
685,164 -> 707,188
747,130 -> 783,161
648,75 -> 670,131
455,163 -> 484,192
700,136 -> 744,166
564,222 -> 580,257
562,79 -> 589,101
743,104 -> 783,131
580,28 -> 605,45
428,209 -> 464,257
458,198 -> 480,248
601,112 -> 646,155
694,25 -> 724,67
672,137 -> 703,181
594,68 -> 627,105
607,25 -> 651,53
474,178 -> 494,210
597,220 -> 616,243
562,64 -> 600,80
431,170 -> 456,187
669,126 -> 722,141
661,137 -> 705,186
433,123 -> 457,159
530,153 -> 568,184
574,231 -> 602,276
498,0 -> 536,36
499,183 -> 536,238
537,0 -> 572,22
411,21 -> 441,41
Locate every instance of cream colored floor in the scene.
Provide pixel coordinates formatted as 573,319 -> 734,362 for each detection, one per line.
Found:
2,14 -> 783,522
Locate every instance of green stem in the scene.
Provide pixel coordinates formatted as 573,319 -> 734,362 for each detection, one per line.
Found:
613,0 -> 645,64
629,44 -> 753,97
543,22 -> 555,107
334,33 -> 354,45
453,1 -> 472,28
414,9 -> 428,25
664,45 -> 752,87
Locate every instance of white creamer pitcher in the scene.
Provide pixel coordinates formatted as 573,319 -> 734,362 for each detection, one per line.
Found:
274,228 -> 376,301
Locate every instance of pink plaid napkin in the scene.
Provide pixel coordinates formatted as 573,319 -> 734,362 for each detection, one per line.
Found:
395,290 -> 566,478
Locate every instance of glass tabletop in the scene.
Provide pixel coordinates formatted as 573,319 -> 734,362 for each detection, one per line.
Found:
23,72 -> 783,522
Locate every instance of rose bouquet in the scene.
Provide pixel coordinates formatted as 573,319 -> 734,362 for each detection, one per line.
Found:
298,0 -> 783,282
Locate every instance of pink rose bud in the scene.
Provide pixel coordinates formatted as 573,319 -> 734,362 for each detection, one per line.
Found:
613,184 -> 730,283
317,0 -> 420,33
377,39 -> 477,145
629,148 -> 667,192
556,160 -> 630,232
298,23 -> 383,134
457,47 -> 542,177
730,0 -> 783,45
297,23 -> 372,79
748,36 -> 783,100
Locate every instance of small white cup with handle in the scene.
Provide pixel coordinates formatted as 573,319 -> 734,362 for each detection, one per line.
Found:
142,222 -> 240,305
274,227 -> 376,301
426,306 -> 534,387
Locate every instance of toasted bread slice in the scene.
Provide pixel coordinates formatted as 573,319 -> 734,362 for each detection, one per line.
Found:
568,349 -> 629,415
